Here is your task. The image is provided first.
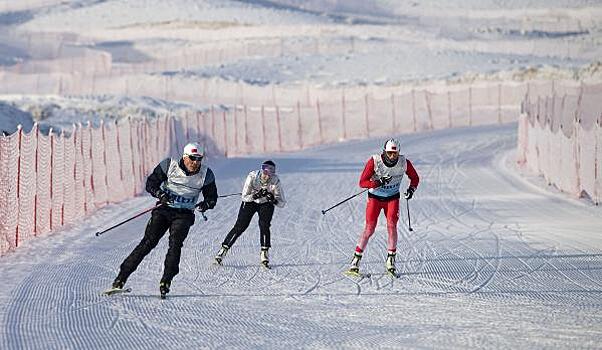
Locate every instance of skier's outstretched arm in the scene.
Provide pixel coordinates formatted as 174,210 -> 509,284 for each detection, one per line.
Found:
240,172 -> 256,202
200,169 -> 218,209
359,158 -> 379,188
146,158 -> 170,197
405,159 -> 419,189
271,178 -> 286,208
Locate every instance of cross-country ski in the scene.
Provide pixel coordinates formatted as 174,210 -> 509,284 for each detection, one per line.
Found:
102,287 -> 132,296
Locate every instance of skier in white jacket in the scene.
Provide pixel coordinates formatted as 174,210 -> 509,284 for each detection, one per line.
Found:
214,160 -> 286,268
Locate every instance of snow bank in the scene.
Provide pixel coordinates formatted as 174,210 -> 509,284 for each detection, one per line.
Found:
0,94 -> 206,135
0,101 -> 34,135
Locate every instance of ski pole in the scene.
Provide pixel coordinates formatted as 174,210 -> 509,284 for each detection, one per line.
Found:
95,203 -> 162,236
321,188 -> 368,215
218,192 -> 242,198
194,202 -> 209,221
405,198 -> 413,232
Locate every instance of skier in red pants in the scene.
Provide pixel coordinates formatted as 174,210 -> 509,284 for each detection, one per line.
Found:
347,138 -> 419,277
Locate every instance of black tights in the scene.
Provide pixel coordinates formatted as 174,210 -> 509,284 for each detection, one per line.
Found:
222,201 -> 274,248
118,207 -> 194,283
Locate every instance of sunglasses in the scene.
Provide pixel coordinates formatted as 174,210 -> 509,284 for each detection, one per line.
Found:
261,164 -> 275,175
187,155 -> 203,161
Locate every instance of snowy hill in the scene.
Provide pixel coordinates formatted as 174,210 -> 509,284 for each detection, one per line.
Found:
3,0 -> 601,88
0,94 -> 204,135
2,0 -> 601,133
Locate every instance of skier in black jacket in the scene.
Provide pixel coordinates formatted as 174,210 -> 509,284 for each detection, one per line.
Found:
109,142 -> 217,298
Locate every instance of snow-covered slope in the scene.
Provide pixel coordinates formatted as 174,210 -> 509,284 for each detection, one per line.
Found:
0,124 -> 599,349
1,0 -> 600,131
5,0 -> 601,88
0,94 -> 204,135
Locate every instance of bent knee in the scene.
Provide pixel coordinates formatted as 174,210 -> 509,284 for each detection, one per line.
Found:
363,222 -> 377,235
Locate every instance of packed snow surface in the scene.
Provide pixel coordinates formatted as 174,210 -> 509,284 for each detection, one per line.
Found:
0,124 -> 600,349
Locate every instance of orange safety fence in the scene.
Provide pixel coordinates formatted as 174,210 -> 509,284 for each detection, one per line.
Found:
1,80 -> 571,255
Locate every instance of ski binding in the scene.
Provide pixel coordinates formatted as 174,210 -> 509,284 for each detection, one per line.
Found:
387,269 -> 400,278
344,270 -> 371,278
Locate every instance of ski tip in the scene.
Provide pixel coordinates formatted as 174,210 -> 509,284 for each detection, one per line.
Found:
94,231 -> 100,237
321,210 -> 326,215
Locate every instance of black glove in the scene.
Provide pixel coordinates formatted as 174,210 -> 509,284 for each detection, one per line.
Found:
252,188 -> 269,200
375,175 -> 392,188
405,186 -> 416,200
156,190 -> 173,205
265,192 -> 277,205
380,175 -> 392,185
197,200 -> 215,212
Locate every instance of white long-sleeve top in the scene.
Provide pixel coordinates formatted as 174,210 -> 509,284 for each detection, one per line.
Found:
241,170 -> 286,208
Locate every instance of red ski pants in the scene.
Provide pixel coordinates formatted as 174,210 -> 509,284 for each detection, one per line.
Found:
356,197 -> 399,253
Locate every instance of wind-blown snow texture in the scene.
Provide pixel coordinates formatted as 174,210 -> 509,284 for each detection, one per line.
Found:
1,124 -> 600,349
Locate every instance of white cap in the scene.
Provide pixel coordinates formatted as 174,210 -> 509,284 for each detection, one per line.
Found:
183,142 -> 204,158
383,138 -> 400,153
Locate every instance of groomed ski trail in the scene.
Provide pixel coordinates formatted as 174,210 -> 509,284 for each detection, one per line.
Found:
1,124 -> 601,349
